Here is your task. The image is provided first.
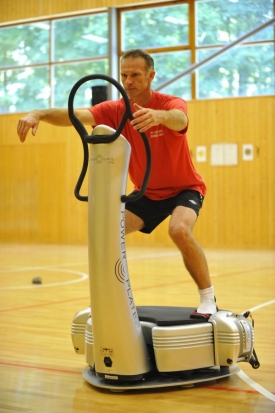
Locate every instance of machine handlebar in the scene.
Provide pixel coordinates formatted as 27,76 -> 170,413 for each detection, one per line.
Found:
68,74 -> 152,203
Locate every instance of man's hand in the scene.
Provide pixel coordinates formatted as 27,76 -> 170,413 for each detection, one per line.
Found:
130,103 -> 187,133
130,103 -> 160,133
17,108 -> 95,143
17,111 -> 40,143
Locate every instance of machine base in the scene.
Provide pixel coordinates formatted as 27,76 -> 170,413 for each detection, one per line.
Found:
82,365 -> 240,392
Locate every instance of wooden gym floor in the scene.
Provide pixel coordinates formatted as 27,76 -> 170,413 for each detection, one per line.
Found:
0,244 -> 274,412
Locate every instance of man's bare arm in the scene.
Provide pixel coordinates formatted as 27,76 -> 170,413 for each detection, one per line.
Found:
17,108 -> 95,142
130,103 -> 188,133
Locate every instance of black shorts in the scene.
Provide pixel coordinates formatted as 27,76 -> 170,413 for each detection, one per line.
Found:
125,189 -> 204,234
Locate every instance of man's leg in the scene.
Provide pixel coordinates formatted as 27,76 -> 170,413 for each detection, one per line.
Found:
169,205 -> 217,316
125,209 -> 145,234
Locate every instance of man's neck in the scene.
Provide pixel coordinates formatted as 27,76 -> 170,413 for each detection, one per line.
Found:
131,90 -> 153,107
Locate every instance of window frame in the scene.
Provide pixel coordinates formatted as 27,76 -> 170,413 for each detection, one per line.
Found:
0,10 -> 109,113
0,0 -> 274,114
118,0 -> 275,100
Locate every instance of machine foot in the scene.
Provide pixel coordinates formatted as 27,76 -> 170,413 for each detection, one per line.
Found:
82,365 -> 240,392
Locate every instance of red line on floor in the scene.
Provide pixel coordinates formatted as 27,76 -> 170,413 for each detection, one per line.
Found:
0,265 -> 273,313
0,296 -> 90,313
1,360 -> 271,396
203,384 -> 258,394
0,360 -> 81,375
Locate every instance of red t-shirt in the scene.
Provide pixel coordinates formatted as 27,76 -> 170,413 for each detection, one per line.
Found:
90,91 -> 206,200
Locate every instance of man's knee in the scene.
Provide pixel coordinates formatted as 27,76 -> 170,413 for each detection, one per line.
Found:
168,222 -> 192,245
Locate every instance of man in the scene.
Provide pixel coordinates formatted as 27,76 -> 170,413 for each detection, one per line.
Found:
17,49 -> 217,319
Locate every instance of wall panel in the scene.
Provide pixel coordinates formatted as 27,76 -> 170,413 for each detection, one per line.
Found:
1,96 -> 274,249
1,0 -> 274,249
0,0 -> 164,24
187,96 -> 275,249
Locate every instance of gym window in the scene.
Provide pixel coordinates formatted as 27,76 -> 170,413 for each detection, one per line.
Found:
119,0 -> 274,100
0,12 -> 109,114
0,0 -> 274,114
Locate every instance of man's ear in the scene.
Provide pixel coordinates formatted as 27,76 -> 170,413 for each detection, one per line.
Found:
149,70 -> 156,82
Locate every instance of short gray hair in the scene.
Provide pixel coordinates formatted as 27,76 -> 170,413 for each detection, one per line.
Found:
121,49 -> 154,70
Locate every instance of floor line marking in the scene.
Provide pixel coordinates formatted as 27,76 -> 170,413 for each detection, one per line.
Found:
0,268 -> 88,291
248,299 -> 275,312
235,299 -> 275,403
1,288 -> 274,400
1,360 -> 274,398
0,261 -> 88,273
237,370 -> 275,402
0,296 -> 90,313
0,360 -> 81,375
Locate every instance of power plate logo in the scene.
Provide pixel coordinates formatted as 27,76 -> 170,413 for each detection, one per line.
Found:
114,210 -> 138,324
91,154 -> 114,164
115,258 -> 127,283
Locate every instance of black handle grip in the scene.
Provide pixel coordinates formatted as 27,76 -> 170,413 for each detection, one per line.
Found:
68,74 -> 151,203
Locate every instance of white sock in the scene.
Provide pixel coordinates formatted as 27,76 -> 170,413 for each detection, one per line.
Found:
196,286 -> 217,314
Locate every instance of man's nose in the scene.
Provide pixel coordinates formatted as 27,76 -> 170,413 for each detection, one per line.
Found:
125,76 -> 132,84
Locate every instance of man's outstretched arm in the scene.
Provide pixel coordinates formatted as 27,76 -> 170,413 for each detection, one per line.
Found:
17,108 -> 95,142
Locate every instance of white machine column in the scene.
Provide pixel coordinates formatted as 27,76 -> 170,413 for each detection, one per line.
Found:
87,127 -> 152,380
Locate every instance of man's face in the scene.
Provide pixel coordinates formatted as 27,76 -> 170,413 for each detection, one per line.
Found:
120,57 -> 155,100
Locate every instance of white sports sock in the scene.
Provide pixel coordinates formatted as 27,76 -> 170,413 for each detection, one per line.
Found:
196,285 -> 217,314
